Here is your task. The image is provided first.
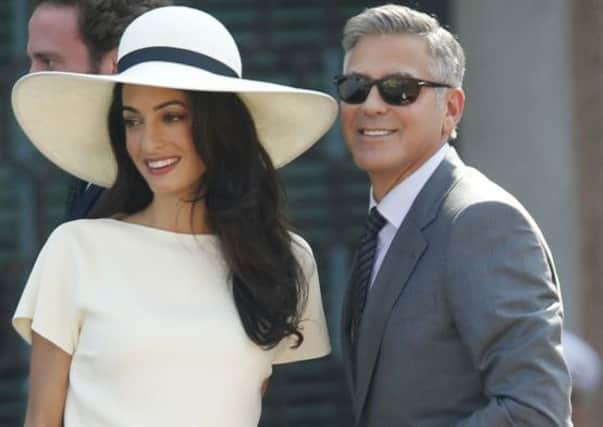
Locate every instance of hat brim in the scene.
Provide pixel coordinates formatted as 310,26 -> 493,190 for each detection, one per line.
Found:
12,63 -> 338,187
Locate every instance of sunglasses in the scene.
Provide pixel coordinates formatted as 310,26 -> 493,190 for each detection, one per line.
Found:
334,74 -> 451,105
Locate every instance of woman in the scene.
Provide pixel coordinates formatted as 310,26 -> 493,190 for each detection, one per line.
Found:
11,6 -> 337,427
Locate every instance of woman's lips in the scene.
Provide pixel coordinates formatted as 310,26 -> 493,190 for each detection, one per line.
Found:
145,156 -> 180,175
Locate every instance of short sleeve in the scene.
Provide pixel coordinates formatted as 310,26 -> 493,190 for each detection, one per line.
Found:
273,235 -> 331,364
12,224 -> 81,355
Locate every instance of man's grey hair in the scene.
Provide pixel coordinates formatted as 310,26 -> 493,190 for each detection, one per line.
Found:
342,4 -> 465,88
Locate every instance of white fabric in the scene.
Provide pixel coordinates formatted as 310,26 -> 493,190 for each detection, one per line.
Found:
369,143 -> 449,287
13,218 -> 330,427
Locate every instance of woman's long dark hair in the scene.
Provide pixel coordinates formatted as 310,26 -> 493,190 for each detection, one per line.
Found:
91,84 -> 306,348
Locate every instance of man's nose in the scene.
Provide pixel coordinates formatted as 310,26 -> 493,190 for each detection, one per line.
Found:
361,86 -> 388,115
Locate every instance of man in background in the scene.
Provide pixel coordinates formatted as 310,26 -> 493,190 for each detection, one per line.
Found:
0,1 -> 171,425
28,0 -> 172,219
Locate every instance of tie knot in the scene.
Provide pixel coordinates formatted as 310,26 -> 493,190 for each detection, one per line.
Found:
365,207 -> 387,235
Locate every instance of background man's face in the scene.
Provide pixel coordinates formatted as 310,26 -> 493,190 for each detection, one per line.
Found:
340,33 -> 450,192
28,4 -> 92,73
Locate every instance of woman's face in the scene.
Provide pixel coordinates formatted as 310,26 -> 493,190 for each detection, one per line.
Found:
122,84 -> 205,200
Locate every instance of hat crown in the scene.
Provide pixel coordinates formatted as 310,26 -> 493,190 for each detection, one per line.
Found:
117,6 -> 242,77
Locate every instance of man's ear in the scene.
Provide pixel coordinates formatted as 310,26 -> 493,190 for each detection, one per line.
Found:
442,87 -> 465,139
98,47 -> 118,75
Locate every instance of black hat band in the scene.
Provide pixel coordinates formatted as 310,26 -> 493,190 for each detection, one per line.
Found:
117,46 -> 239,78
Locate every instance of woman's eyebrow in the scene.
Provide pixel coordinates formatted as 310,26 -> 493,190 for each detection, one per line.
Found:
122,100 -> 188,114
153,100 -> 188,111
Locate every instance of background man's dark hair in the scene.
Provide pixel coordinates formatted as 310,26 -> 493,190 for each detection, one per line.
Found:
34,0 -> 172,70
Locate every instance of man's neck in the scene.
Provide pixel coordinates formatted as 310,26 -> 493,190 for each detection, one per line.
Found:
369,143 -> 448,202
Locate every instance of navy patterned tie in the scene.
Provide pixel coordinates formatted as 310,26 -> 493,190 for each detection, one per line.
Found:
350,207 -> 387,347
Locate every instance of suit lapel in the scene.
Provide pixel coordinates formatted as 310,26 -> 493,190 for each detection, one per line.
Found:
341,253 -> 356,392
354,215 -> 426,412
352,148 -> 467,417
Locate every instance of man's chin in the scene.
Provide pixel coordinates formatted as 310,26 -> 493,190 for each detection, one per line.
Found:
352,154 -> 394,175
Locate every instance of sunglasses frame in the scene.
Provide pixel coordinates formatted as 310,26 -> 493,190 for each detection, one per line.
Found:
333,73 -> 452,106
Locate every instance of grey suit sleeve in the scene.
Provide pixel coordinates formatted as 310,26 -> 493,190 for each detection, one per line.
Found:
445,201 -> 572,427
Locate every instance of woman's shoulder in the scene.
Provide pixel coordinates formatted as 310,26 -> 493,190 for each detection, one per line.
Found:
288,231 -> 312,255
288,231 -> 317,273
45,218 -> 127,249
51,218 -> 118,238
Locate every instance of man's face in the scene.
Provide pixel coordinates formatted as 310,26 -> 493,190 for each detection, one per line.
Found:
341,33 -> 461,198
27,4 -> 92,73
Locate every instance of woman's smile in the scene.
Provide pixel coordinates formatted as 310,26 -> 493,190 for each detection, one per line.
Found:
144,156 -> 181,175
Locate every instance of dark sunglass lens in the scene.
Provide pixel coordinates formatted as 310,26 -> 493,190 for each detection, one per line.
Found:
379,78 -> 421,105
338,75 -> 370,104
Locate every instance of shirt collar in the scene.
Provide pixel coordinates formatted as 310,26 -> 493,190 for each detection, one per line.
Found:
370,143 -> 450,229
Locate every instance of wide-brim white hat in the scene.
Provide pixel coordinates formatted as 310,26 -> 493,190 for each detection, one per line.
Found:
12,6 -> 337,187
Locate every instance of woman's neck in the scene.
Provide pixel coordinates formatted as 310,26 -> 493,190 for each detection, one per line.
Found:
125,194 -> 209,235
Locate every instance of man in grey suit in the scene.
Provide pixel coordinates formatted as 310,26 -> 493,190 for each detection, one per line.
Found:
336,4 -> 572,426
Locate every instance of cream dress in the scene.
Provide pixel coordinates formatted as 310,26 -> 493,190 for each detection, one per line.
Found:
13,218 -> 330,427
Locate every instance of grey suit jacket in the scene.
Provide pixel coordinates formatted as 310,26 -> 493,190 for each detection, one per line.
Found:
341,148 -> 572,426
